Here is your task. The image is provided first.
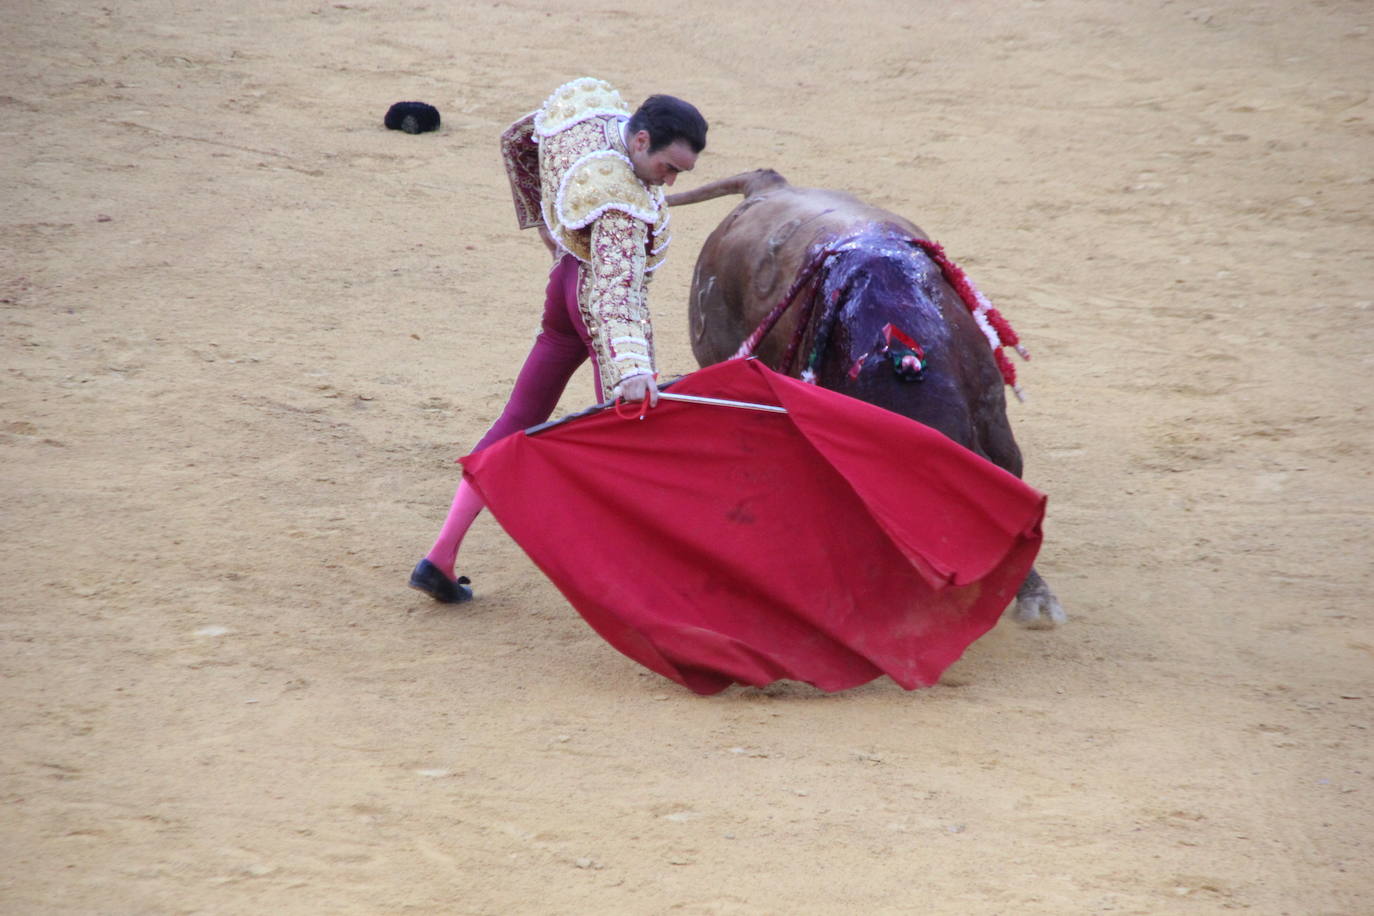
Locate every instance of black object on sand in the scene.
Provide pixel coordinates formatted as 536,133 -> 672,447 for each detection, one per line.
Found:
384,101 -> 440,134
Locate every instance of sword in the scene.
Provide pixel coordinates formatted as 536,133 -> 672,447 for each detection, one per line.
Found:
524,382 -> 787,437
657,392 -> 787,413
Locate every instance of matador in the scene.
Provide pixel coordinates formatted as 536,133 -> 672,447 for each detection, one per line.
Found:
409,78 -> 709,603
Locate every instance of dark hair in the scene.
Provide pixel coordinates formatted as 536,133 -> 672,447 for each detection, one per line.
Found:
627,95 -> 708,154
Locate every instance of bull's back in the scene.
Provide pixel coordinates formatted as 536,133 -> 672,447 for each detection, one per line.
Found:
683,175 -> 1031,494
689,187 -> 925,367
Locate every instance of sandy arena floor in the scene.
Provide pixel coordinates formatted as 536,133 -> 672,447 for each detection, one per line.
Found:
3,1 -> 1371,913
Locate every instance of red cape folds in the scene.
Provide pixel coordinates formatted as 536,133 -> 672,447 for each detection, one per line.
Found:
460,359 -> 1045,695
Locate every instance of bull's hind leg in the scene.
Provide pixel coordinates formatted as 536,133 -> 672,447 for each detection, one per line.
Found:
975,419 -> 1066,628
1011,567 -> 1066,629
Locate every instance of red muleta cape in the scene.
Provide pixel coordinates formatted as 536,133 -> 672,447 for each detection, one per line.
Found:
460,359 -> 1045,695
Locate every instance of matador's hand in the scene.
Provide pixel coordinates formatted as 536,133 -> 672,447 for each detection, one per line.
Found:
613,374 -> 659,407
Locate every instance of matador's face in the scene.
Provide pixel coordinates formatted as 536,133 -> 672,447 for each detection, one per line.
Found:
627,131 -> 698,187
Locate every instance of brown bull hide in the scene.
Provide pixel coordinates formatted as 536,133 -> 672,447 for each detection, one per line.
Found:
668,170 -> 1066,628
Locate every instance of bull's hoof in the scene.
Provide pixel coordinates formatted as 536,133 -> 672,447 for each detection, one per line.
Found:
1009,589 -> 1066,629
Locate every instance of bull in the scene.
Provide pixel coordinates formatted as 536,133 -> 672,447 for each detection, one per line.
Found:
667,169 -> 1065,628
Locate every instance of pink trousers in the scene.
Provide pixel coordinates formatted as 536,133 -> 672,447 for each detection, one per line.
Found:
425,254 -> 599,578
472,254 -> 602,450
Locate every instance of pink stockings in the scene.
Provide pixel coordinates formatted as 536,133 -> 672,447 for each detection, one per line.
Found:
424,481 -> 485,578
425,254 -> 600,579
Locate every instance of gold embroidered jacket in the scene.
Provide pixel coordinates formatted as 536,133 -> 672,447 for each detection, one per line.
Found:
501,78 -> 671,396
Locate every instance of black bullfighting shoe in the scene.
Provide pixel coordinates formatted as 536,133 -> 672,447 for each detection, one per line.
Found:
408,558 -> 473,604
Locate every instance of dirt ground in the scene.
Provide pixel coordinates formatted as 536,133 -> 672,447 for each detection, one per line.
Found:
3,1 -> 1371,913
